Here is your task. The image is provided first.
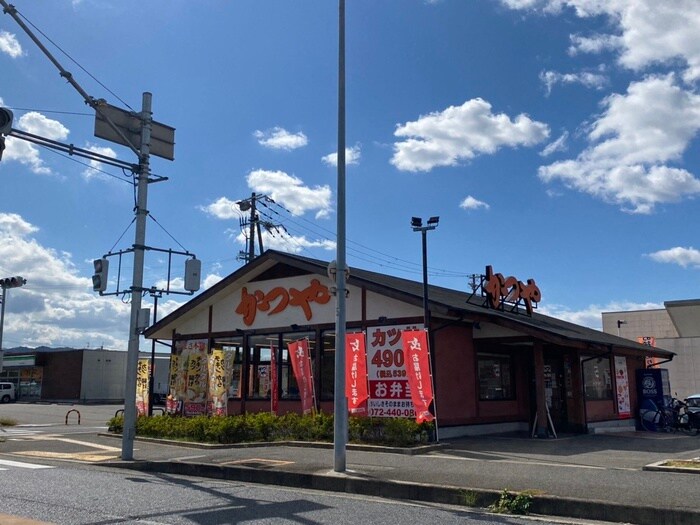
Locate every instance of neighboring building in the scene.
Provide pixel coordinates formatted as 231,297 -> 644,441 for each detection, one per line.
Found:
0,348 -> 170,403
602,302 -> 700,399
146,250 -> 673,437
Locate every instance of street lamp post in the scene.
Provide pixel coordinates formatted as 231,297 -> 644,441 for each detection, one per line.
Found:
411,217 -> 439,441
411,217 -> 439,330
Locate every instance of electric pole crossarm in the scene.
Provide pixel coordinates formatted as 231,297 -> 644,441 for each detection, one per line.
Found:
0,0 -> 140,157
8,128 -> 137,172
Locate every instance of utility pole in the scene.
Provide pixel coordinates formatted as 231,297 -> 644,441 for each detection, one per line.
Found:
121,92 -> 152,461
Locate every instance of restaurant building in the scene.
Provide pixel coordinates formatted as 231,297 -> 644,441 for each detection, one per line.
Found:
145,250 -> 674,437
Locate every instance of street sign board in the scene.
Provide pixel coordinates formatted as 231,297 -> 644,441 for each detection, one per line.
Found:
94,103 -> 175,161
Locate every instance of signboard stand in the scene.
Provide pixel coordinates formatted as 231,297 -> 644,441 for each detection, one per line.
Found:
531,404 -> 558,439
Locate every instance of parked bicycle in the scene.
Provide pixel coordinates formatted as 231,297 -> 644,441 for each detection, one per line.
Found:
640,397 -> 700,435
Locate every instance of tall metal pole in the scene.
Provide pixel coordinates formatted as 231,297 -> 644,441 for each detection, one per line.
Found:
421,230 -> 429,330
148,292 -> 159,417
0,287 -> 6,354
248,192 -> 256,262
333,0 -> 348,473
122,92 -> 152,460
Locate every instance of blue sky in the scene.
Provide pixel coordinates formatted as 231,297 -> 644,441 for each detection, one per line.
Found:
1,0 -> 700,350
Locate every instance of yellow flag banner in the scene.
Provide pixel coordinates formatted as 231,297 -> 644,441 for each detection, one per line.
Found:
136,358 -> 150,416
208,349 -> 231,416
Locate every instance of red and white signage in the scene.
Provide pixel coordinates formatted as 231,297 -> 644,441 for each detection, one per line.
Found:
287,338 -> 315,414
345,332 -> 369,415
365,324 -> 419,418
270,343 -> 279,415
401,329 -> 435,424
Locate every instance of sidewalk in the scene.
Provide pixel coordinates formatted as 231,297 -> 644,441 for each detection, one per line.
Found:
101,431 -> 700,525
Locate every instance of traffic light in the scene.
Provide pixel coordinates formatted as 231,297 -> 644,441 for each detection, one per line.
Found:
0,276 -> 26,289
0,108 -> 12,162
92,258 -> 109,293
0,108 -> 12,135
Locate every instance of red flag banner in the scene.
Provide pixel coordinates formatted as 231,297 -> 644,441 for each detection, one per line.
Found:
345,332 -> 369,416
270,343 -> 279,415
401,330 -> 435,424
288,338 -> 315,414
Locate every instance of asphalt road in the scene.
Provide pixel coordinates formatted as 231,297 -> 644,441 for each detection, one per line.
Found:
1,456 -> 596,525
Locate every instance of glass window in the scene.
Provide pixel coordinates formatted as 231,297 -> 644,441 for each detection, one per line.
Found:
212,338 -> 243,399
281,332 -> 315,400
582,356 -> 613,400
320,331 -> 335,400
246,335 -> 276,399
478,353 -> 514,400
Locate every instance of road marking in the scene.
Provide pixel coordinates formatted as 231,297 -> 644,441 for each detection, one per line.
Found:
15,451 -> 119,462
428,453 -> 606,470
0,458 -> 54,469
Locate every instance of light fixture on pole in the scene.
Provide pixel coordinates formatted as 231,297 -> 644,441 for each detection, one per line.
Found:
411,216 -> 439,331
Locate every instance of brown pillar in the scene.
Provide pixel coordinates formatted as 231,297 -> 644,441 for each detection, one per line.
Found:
533,342 -> 549,438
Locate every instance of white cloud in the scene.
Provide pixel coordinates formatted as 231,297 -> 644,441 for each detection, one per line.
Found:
504,1 -> 700,83
0,30 -> 22,58
0,213 -> 130,349
322,144 -> 361,167
82,143 -> 118,181
646,247 -> 700,268
2,112 -> 70,175
391,98 -> 549,172
459,195 -> 490,211
540,300 -> 664,330
540,70 -> 608,95
199,197 -> 243,220
233,228 -> 335,255
539,75 -> 700,213
246,169 -> 333,219
540,131 -> 569,157
254,127 -> 308,150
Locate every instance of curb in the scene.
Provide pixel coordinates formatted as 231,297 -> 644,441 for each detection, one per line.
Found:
103,460 -> 700,525
643,460 -> 700,475
98,433 -> 444,455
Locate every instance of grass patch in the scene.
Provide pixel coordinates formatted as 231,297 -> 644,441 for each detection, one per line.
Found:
107,412 -> 433,448
662,459 -> 700,469
0,417 -> 17,427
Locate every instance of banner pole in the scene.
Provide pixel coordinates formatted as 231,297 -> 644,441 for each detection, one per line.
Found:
426,328 -> 440,443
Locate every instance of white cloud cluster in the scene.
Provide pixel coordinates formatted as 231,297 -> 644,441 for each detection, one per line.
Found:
391,98 -> 549,172
0,30 -> 22,58
459,195 -> 490,211
2,111 -> 69,175
322,145 -> 361,167
647,247 -> 700,268
246,169 -> 332,219
540,69 -> 608,95
504,1 -> 700,83
82,143 -> 118,181
254,127 -> 308,150
200,197 -> 242,220
0,213 -> 130,349
540,300 -> 664,330
540,131 -> 569,157
539,75 -> 700,213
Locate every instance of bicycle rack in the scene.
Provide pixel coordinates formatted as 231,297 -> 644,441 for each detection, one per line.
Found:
65,409 -> 81,425
115,409 -> 124,418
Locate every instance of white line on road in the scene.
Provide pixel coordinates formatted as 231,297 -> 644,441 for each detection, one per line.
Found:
0,458 -> 55,469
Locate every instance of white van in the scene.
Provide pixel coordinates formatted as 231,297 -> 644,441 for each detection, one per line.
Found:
0,382 -> 16,403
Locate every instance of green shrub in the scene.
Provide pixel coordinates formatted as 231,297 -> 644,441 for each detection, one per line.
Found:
106,412 -> 430,447
488,489 -> 533,515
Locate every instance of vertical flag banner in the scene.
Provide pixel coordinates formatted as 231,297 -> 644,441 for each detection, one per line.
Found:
136,358 -> 150,416
401,330 -> 435,424
287,338 -> 315,414
183,339 -> 208,416
270,343 -> 279,415
167,354 -> 180,414
345,332 -> 369,415
207,349 -> 230,416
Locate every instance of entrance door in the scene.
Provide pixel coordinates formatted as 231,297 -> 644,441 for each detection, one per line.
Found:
544,358 -> 568,432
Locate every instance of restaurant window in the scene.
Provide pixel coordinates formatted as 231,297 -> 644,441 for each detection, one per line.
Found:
247,335 -> 281,399
211,338 -> 243,399
320,331 -> 335,400
281,332 -> 315,400
478,353 -> 514,400
582,356 -> 613,401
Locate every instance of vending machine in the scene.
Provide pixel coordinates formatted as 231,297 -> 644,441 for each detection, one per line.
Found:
636,368 -> 671,430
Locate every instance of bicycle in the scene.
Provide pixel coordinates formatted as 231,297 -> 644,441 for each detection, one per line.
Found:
640,398 -> 700,435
